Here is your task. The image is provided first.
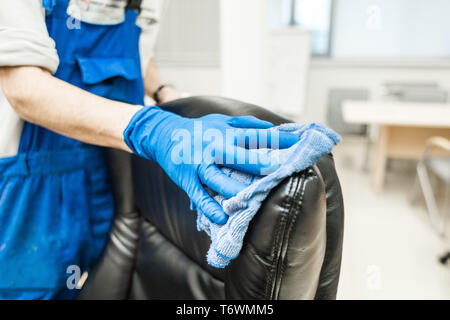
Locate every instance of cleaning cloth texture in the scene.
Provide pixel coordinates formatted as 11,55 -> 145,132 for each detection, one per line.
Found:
196,123 -> 341,268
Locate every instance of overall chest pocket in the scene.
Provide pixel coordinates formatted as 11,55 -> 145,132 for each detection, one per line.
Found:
76,56 -> 144,104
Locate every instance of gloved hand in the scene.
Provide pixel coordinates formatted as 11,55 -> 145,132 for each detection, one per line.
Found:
124,106 -> 300,224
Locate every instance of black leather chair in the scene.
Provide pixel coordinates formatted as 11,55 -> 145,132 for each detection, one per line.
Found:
78,96 -> 344,300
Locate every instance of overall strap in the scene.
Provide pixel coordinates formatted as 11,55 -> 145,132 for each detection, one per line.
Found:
42,0 -> 56,12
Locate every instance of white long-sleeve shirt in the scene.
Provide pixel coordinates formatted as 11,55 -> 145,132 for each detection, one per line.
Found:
0,1 -> 58,157
0,0 -> 166,157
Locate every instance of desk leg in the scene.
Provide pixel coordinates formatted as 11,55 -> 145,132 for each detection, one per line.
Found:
372,125 -> 389,192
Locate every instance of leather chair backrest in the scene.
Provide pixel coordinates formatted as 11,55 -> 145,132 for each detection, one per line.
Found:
128,96 -> 344,299
78,96 -> 344,300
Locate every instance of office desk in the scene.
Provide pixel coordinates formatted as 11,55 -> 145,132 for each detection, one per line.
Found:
342,101 -> 450,191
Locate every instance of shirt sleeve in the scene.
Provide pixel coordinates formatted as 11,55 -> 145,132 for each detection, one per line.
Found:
0,0 -> 59,74
139,0 -> 169,64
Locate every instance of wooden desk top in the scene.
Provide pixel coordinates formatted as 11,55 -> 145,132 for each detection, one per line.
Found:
342,101 -> 450,128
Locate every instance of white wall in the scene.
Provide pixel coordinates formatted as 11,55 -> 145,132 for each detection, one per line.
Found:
156,66 -> 222,96
153,0 -> 450,125
220,0 -> 310,118
220,0 -> 267,106
264,29 -> 310,117
302,60 -> 450,124
153,0 -> 221,97
149,0 -> 220,100
154,0 -> 220,66
332,0 -> 450,58
155,0 -> 310,118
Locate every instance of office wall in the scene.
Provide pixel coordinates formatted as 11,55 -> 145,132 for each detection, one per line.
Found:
302,60 -> 450,123
154,0 -> 220,66
220,0 -> 310,118
301,0 -> 450,123
332,0 -> 450,58
154,65 -> 222,96
152,0 -> 221,96
155,0 -> 310,118
152,0 -> 450,124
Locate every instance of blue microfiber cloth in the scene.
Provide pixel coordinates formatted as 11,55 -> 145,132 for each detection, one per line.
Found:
195,123 -> 341,268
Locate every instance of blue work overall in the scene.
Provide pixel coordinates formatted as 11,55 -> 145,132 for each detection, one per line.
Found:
0,0 -> 144,299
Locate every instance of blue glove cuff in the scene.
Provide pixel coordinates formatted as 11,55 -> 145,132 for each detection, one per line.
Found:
123,105 -> 162,160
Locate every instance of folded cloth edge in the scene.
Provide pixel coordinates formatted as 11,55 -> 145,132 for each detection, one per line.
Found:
197,123 -> 341,268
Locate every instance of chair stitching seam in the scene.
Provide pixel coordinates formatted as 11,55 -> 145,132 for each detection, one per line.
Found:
274,173 -> 305,299
279,171 -> 317,298
265,176 -> 296,299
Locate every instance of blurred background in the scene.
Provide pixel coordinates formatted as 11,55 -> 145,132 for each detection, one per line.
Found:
146,0 -> 450,299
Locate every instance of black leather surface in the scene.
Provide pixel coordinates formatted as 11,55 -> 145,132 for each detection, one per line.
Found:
314,154 -> 345,299
79,96 -> 344,300
78,149 -> 139,299
130,96 -> 344,299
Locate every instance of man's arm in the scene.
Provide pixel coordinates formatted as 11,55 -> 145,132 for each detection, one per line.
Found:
0,66 -> 141,152
0,1 -> 132,153
144,58 -> 180,103
139,0 -> 180,103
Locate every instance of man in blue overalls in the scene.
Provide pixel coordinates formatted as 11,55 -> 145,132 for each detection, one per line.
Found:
0,0 -> 299,299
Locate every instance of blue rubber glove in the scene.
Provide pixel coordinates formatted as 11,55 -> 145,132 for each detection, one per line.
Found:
124,106 -> 300,224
